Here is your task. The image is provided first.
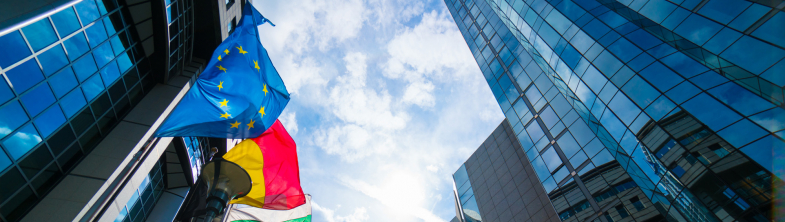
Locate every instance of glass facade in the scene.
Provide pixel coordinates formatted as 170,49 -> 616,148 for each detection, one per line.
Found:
445,0 -> 784,221
0,0 -> 156,221
166,0 -> 195,79
114,158 -> 164,222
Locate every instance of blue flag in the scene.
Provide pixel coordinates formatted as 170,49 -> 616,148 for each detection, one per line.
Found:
155,2 -> 289,139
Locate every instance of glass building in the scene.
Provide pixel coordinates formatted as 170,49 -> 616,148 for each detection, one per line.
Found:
446,0 -> 784,221
0,0 -> 247,221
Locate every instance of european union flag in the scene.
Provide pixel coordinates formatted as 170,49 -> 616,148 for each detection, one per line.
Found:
155,2 -> 289,139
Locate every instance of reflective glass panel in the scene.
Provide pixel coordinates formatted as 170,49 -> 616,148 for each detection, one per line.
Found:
558,132 -> 581,158
717,119 -> 767,147
532,157 -> 551,181
749,108 -> 785,132
49,67 -> 79,98
63,32 -> 90,61
0,31 -> 32,68
0,78 -> 12,105
3,124 -> 42,160
82,74 -> 104,101
21,84 -> 56,116
708,82 -> 774,116
38,45 -> 69,76
60,89 -> 87,118
698,0 -> 750,24
100,61 -> 120,87
752,12 -> 785,48
622,76 -> 659,107
21,19 -> 58,52
674,14 -> 722,45
0,101 -> 29,138
681,93 -> 741,131
721,36 -> 785,74
608,94 -> 640,125
85,20 -> 108,48
51,7 -> 81,37
34,106 -> 66,138
93,43 -> 114,67
739,135 -> 784,173
5,59 -> 45,93
542,147 -> 563,172
74,0 -> 101,23
73,55 -> 98,82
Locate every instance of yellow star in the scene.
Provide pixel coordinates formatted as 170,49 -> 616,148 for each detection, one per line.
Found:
254,60 -> 260,71
217,65 -> 227,73
218,81 -> 223,91
247,119 -> 255,129
220,112 -> 231,119
236,46 -> 248,55
263,84 -> 268,96
218,55 -> 222,61
259,106 -> 265,117
219,99 -> 228,107
224,48 -> 230,54
230,121 -> 240,128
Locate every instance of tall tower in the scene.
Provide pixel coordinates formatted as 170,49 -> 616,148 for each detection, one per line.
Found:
0,0 -> 249,221
446,0 -> 783,221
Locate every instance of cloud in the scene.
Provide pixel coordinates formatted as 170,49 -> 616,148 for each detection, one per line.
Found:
402,80 -> 436,108
383,10 -> 478,82
279,111 -> 298,135
339,175 -> 446,222
312,201 -> 370,222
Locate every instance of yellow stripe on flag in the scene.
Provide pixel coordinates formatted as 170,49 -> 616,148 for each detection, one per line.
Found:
223,139 -> 267,208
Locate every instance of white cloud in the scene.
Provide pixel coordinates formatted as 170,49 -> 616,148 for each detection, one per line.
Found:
312,201 -> 370,222
340,175 -> 446,222
426,165 -> 438,172
402,80 -> 436,108
279,111 -> 299,135
383,10 -> 477,82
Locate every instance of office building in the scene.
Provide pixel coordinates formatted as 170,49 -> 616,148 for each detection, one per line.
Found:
0,0 -> 248,221
447,0 -> 784,221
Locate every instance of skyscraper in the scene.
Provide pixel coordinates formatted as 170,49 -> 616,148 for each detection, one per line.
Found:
446,0 -> 784,221
0,0 -> 248,221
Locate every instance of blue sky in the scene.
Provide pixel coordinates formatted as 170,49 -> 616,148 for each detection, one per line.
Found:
252,0 -> 504,220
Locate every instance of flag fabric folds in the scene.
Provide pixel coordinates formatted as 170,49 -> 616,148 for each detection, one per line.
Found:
226,195 -> 312,222
223,120 -> 306,209
155,2 -> 289,139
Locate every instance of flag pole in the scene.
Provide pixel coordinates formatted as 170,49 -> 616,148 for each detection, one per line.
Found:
221,204 -> 234,222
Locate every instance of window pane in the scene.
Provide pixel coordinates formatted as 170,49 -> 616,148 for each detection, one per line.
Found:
93,43 -> 114,67
708,82 -> 774,116
674,14 -> 723,45
752,12 -> 785,48
739,135 -> 783,173
73,55 -> 98,82
698,0 -> 750,24
749,108 -> 785,132
660,52 -> 708,78
728,3 -> 769,31
34,106 -> 66,138
100,60 -> 121,87
51,7 -> 81,37
60,90 -> 87,118
5,59 -> 45,93
0,31 -> 32,68
542,147 -> 563,172
21,19 -> 58,52
682,93 -> 742,131
608,94 -> 640,125
21,84 -> 56,116
82,74 -> 105,101
532,157 -> 551,181
717,119 -> 767,147
85,20 -> 108,48
116,52 -> 133,72
3,124 -> 42,160
622,76 -> 659,107
0,101 -> 29,138
0,77 -> 12,106
49,67 -> 79,98
74,0 -> 101,23
38,45 -> 69,76
110,35 -> 125,56
720,36 -> 785,74
63,32 -> 90,61
558,132 -> 581,158
639,62 -> 682,91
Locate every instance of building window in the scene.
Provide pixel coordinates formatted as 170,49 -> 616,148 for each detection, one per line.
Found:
228,18 -> 236,34
615,205 -> 629,218
709,143 -> 729,158
630,196 -> 645,211
604,212 -> 615,222
225,0 -> 235,8
669,163 -> 686,178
